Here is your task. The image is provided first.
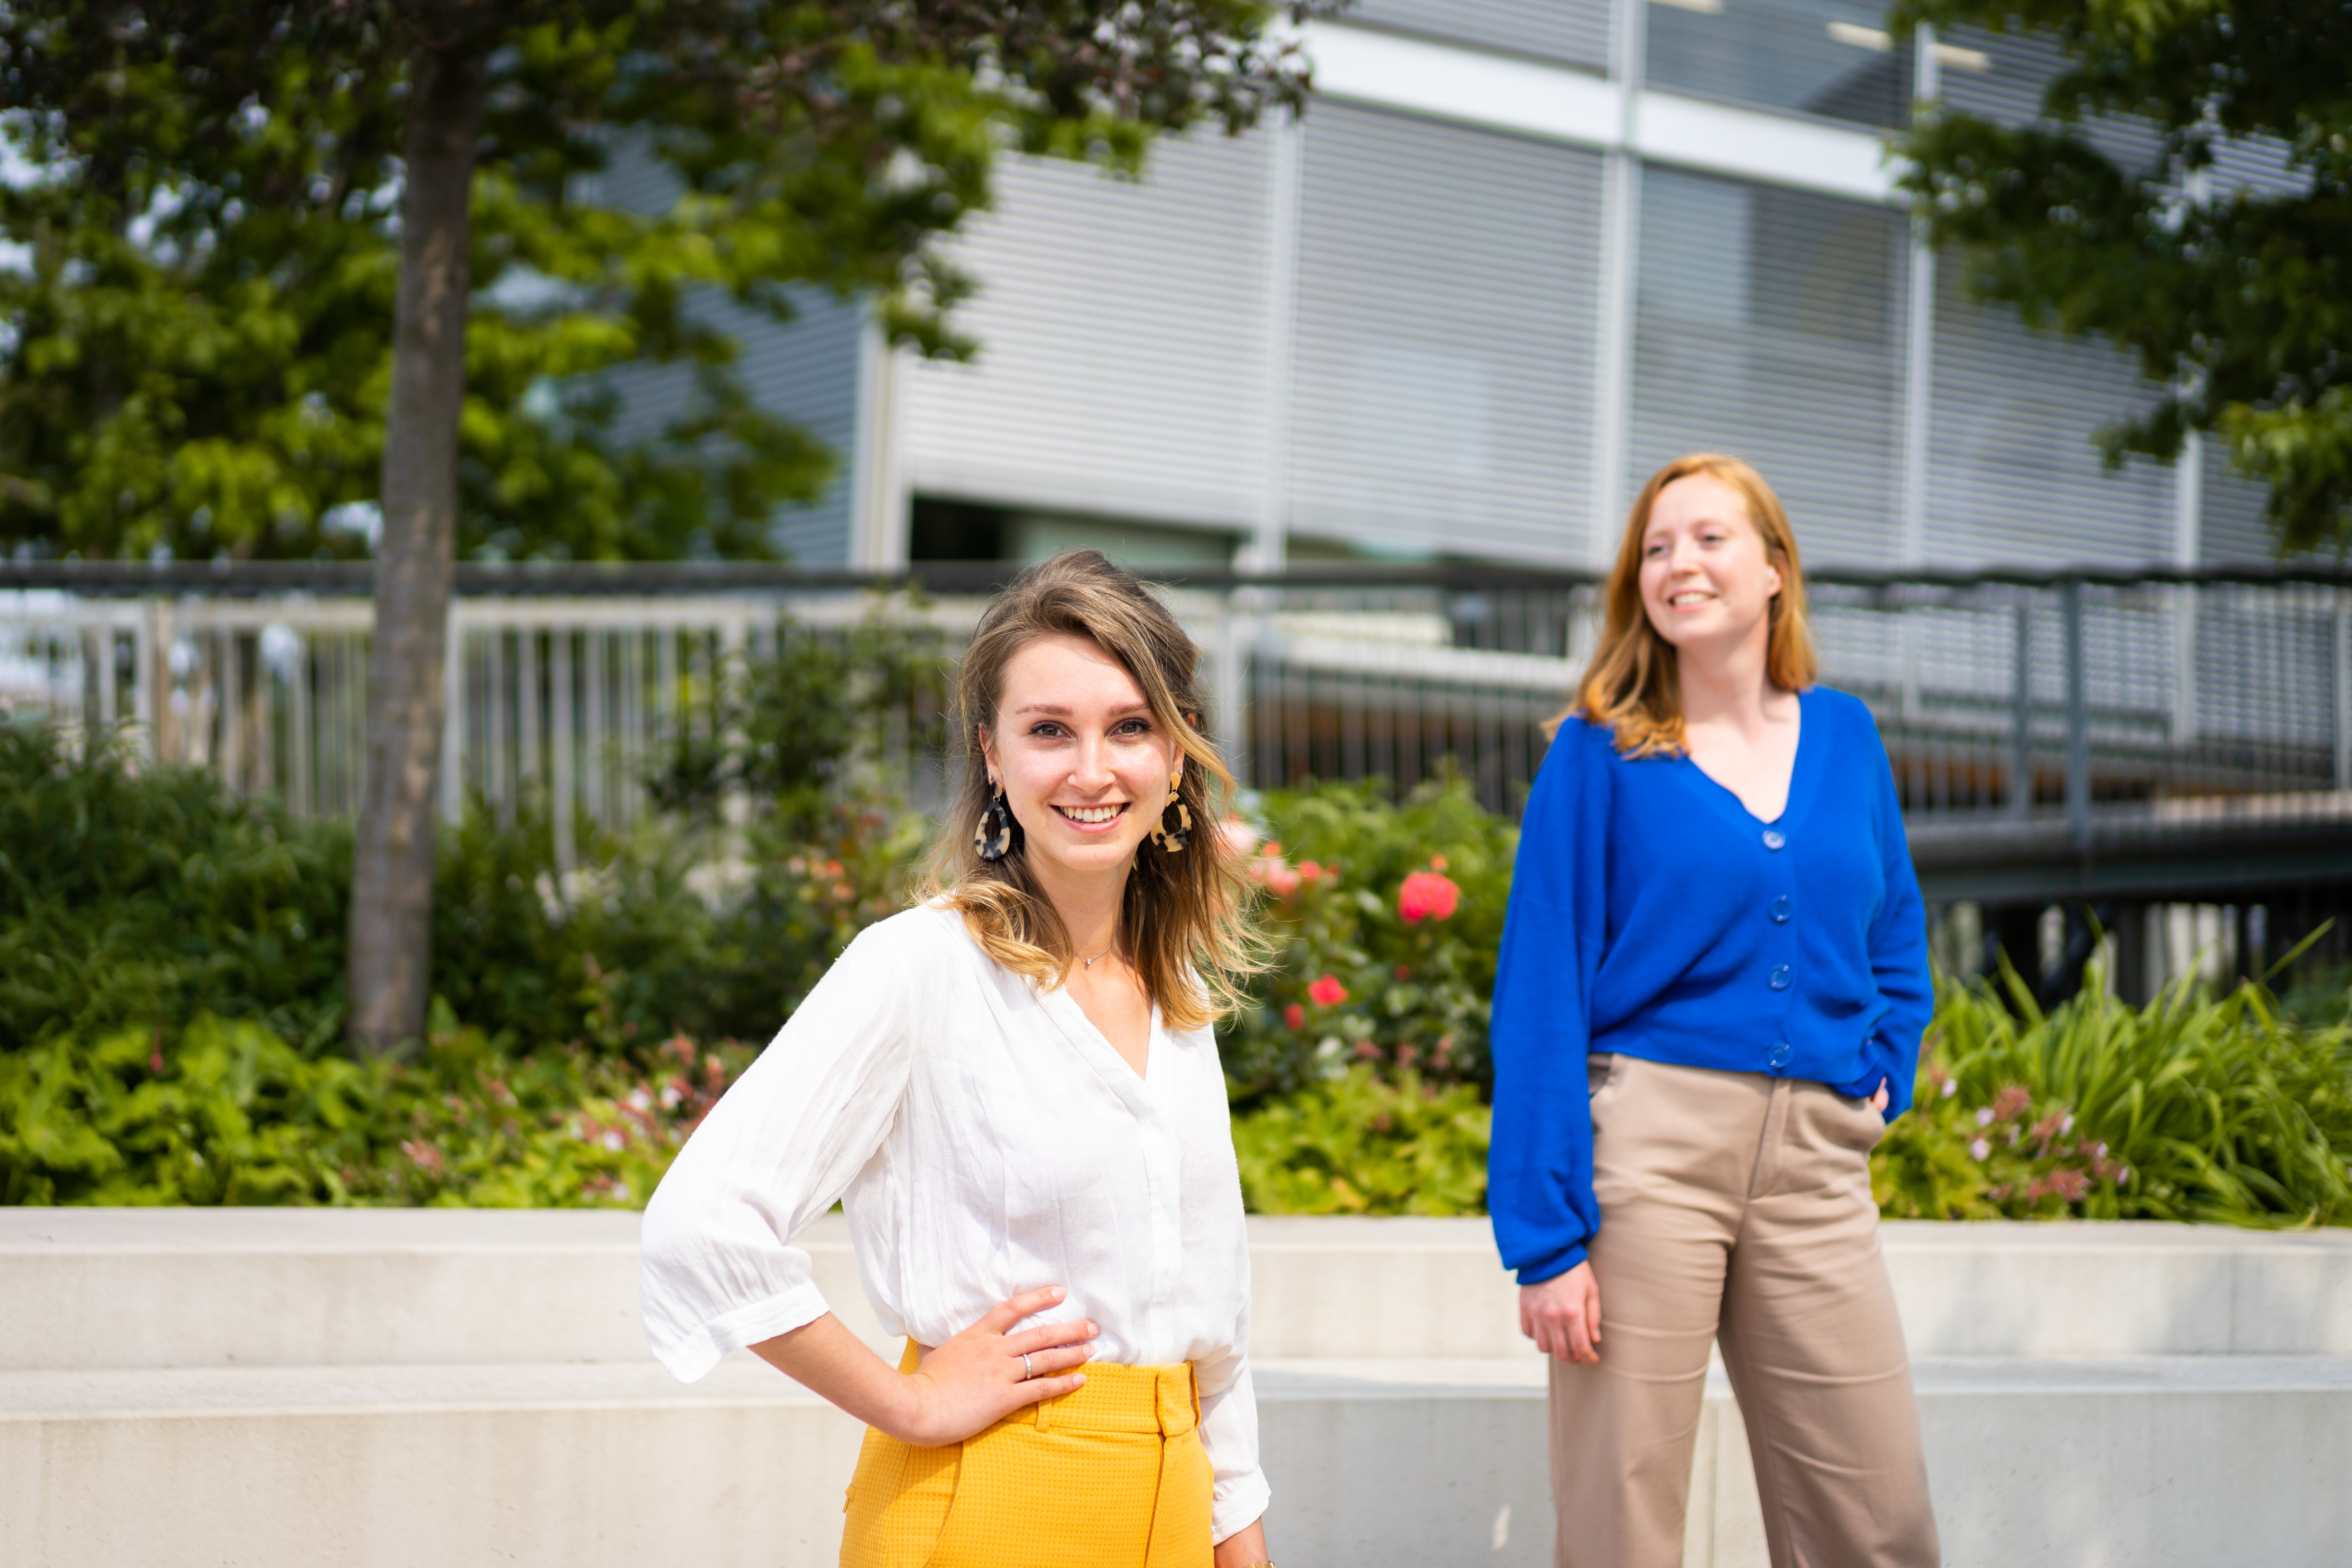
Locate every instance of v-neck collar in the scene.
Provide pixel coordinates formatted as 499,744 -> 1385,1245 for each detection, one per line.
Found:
1036,981 -> 1161,1102
1674,687 -> 1820,838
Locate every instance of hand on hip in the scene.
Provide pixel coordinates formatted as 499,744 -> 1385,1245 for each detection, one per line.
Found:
899,1285 -> 1098,1445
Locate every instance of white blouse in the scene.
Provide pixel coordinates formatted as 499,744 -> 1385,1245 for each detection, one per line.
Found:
640,901 -> 1267,1540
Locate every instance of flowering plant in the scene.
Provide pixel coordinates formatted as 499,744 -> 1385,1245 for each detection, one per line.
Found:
1871,953 -> 2352,1225
1397,865 -> 1461,923
1219,776 -> 1515,1104
1231,1066 -> 1489,1215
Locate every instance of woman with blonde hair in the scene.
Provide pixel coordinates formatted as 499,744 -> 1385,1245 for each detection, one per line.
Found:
641,551 -> 1275,1568
1489,455 -> 1939,1566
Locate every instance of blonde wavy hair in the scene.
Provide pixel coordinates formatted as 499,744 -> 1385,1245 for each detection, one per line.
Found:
1550,453 -> 1819,757
921,551 -> 1264,1032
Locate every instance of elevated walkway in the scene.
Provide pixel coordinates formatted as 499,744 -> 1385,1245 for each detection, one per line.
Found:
4,1211 -> 2347,1566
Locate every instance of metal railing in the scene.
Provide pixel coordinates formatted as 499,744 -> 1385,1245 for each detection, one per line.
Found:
4,561 -> 2347,854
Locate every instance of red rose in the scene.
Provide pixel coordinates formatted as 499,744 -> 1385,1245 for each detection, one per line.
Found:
1307,974 -> 1348,1008
1284,1002 -> 1306,1031
1397,870 -> 1461,923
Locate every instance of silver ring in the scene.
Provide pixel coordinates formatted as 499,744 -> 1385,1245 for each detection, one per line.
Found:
1021,1352 -> 1034,1380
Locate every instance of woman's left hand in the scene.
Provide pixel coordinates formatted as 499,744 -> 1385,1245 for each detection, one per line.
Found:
1870,1078 -> 1890,1113
1213,1519 -> 1268,1568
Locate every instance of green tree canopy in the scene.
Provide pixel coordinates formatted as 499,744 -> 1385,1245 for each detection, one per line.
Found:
1894,0 -> 2352,556
5,0 -> 1321,1056
0,3 -> 1313,562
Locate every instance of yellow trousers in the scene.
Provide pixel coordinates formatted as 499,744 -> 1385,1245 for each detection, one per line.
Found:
840,1344 -> 1213,1568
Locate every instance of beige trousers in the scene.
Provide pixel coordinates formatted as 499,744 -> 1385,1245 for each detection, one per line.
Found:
1548,1054 -> 1939,1568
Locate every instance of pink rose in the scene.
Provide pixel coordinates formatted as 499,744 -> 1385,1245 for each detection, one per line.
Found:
1397,869 -> 1461,923
1307,974 -> 1348,1008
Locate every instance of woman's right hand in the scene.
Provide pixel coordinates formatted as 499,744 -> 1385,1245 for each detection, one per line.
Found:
1520,1261 -> 1603,1363
892,1285 -> 1098,1446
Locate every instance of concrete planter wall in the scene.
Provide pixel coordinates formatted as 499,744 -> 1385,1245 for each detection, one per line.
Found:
5,1211 -> 2348,1567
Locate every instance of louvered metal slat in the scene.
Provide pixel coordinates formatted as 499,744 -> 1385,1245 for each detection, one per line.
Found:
569,142 -> 868,564
1286,103 -> 1607,564
1647,0 -> 1913,128
1935,25 -> 2166,172
1346,0 -> 1613,71
900,134 -> 1275,533
1628,166 -> 1909,567
2202,132 -> 2311,199
1925,251 -> 2174,568
2202,442 -> 2278,565
718,290 -> 867,566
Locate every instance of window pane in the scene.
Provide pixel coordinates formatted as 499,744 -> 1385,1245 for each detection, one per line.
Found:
1646,0 -> 1911,127
1288,104 -> 1608,563
1629,167 -> 1909,566
901,134 -> 1276,531
1347,0 -> 1613,73
1926,250 -> 2175,568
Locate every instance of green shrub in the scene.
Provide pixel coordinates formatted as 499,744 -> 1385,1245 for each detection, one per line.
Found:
430,794 -> 922,1054
16,704 -> 2349,1231
1232,1066 -> 1489,1215
1219,775 -> 1515,1103
2279,959 -> 2352,1029
1875,960 -> 2352,1225
0,1007 -> 752,1207
0,725 -> 353,1054
1,608 -> 936,1066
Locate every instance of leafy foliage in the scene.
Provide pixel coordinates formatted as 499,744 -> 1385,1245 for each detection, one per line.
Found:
0,1009 -> 752,1207
1876,956 -> 2352,1224
2278,959 -> 2352,1029
1231,1066 -> 1489,1216
0,723 -> 352,1054
1892,0 -> 2352,554
1218,775 -> 1516,1104
0,0 -> 1321,561
645,600 -> 949,836
0,604 -> 935,1059
14,716 -> 2349,1225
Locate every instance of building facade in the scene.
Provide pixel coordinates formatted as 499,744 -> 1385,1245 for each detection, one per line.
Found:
677,2 -> 2298,575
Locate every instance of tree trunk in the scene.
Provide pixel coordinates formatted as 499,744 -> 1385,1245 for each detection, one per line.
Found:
347,44 -> 485,1056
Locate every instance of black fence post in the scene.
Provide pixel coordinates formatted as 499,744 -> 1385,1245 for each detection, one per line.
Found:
2063,578 -> 2089,848
2009,597 -> 2033,819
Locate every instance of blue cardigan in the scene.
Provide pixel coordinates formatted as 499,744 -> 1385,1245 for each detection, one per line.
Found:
1487,686 -> 1932,1285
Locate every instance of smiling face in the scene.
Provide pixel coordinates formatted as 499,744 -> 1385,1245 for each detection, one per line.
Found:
1638,472 -> 1785,663
981,632 -> 1183,887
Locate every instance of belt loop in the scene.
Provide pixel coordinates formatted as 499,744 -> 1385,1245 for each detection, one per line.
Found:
1153,1363 -> 1197,1437
1035,1385 -> 1053,1434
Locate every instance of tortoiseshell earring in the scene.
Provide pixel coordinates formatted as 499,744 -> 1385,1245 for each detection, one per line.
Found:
1151,771 -> 1191,853
973,778 -> 1018,862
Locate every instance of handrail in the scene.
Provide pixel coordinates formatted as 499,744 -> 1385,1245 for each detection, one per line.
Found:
2,558 -> 2349,598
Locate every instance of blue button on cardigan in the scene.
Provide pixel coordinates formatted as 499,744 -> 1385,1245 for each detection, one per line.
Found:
1486,687 -> 1933,1285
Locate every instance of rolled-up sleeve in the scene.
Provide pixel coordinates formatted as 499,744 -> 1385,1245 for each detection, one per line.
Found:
1195,1345 -> 1267,1543
640,924 -> 912,1381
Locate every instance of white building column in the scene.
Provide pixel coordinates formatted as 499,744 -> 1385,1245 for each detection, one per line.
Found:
1249,116 -> 1303,572
850,317 -> 910,571
1588,0 -> 1648,569
2172,429 -> 2203,747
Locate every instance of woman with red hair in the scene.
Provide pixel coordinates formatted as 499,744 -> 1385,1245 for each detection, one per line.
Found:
1489,455 -> 1939,1567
